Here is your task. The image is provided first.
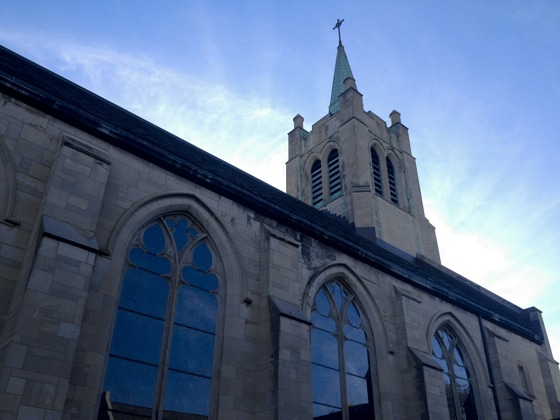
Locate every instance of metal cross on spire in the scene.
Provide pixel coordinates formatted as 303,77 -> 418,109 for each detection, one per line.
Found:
333,18 -> 345,45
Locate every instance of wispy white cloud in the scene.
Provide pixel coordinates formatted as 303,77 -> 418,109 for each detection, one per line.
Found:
1,33 -> 291,190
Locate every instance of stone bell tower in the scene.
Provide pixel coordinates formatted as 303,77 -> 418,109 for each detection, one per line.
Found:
286,25 -> 440,262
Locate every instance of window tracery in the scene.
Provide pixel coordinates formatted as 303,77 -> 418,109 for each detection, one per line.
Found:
100,215 -> 219,419
432,327 -> 478,420
311,281 -> 374,419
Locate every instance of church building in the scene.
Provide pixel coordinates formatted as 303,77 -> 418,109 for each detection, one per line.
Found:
0,31 -> 559,419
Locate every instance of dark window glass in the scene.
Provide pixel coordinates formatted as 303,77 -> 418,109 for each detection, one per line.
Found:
370,148 -> 383,195
129,247 -> 172,275
110,310 -> 164,364
163,370 -> 212,416
311,159 -> 323,207
104,357 -> 158,410
328,150 -> 342,198
175,284 -> 217,332
386,157 -> 399,204
100,215 -> 219,419
119,269 -> 168,318
432,327 -> 478,420
311,281 -> 374,420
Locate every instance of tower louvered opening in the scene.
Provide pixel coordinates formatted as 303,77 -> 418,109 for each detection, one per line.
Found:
328,150 -> 342,198
311,159 -> 323,207
386,158 -> 398,205
371,148 -> 383,196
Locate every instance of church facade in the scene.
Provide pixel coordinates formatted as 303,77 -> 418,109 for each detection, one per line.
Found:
0,40 -> 559,420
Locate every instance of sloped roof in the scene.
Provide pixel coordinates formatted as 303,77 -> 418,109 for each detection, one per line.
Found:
0,45 -> 543,344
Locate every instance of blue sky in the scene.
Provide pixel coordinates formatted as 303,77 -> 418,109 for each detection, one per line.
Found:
2,1 -> 559,358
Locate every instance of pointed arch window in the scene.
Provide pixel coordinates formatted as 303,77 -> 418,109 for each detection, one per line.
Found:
311,159 -> 324,207
311,281 -> 374,419
370,148 -> 383,196
432,327 -> 478,420
100,215 -> 220,419
386,157 -> 398,205
328,149 -> 342,198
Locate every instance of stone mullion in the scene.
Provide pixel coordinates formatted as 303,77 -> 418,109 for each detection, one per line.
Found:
154,219 -> 179,419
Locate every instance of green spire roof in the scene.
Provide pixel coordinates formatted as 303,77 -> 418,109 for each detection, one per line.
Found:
329,42 -> 354,114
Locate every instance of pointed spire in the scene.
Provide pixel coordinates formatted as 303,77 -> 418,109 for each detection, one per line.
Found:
329,19 -> 354,115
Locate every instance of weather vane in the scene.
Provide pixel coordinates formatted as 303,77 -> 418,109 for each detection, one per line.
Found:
333,18 -> 344,44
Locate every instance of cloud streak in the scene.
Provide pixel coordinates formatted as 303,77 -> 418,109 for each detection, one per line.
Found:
2,33 -> 290,191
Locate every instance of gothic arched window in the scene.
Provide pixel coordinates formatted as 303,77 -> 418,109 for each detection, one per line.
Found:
386,157 -> 398,205
370,148 -> 383,196
432,327 -> 478,420
311,159 -> 324,207
328,149 -> 342,198
100,215 -> 220,419
311,281 -> 374,419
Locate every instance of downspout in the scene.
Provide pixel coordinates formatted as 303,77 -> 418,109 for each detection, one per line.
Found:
479,316 -> 502,420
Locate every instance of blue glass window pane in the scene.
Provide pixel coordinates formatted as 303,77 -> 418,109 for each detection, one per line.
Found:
328,283 -> 345,311
315,289 -> 331,316
177,218 -> 190,252
432,336 -> 443,358
440,329 -> 452,350
143,223 -> 166,254
311,329 -> 339,369
182,267 -> 218,291
129,248 -> 171,275
313,403 -> 343,420
110,310 -> 164,365
104,356 -> 158,409
454,347 -> 466,367
346,374 -> 370,411
312,312 -> 336,333
433,354 -> 449,373
163,370 -> 211,416
346,301 -> 361,328
344,323 -> 366,343
312,364 -> 342,408
193,243 -> 212,271
454,363 -> 468,380
120,269 -> 168,319
175,286 -> 217,332
169,325 -> 214,377
344,341 -> 370,377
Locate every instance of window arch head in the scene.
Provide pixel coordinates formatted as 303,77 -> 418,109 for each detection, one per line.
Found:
311,281 -> 374,419
311,159 -> 323,207
327,149 -> 342,198
386,157 -> 398,205
370,148 -> 382,196
432,326 -> 478,420
100,214 -> 220,419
